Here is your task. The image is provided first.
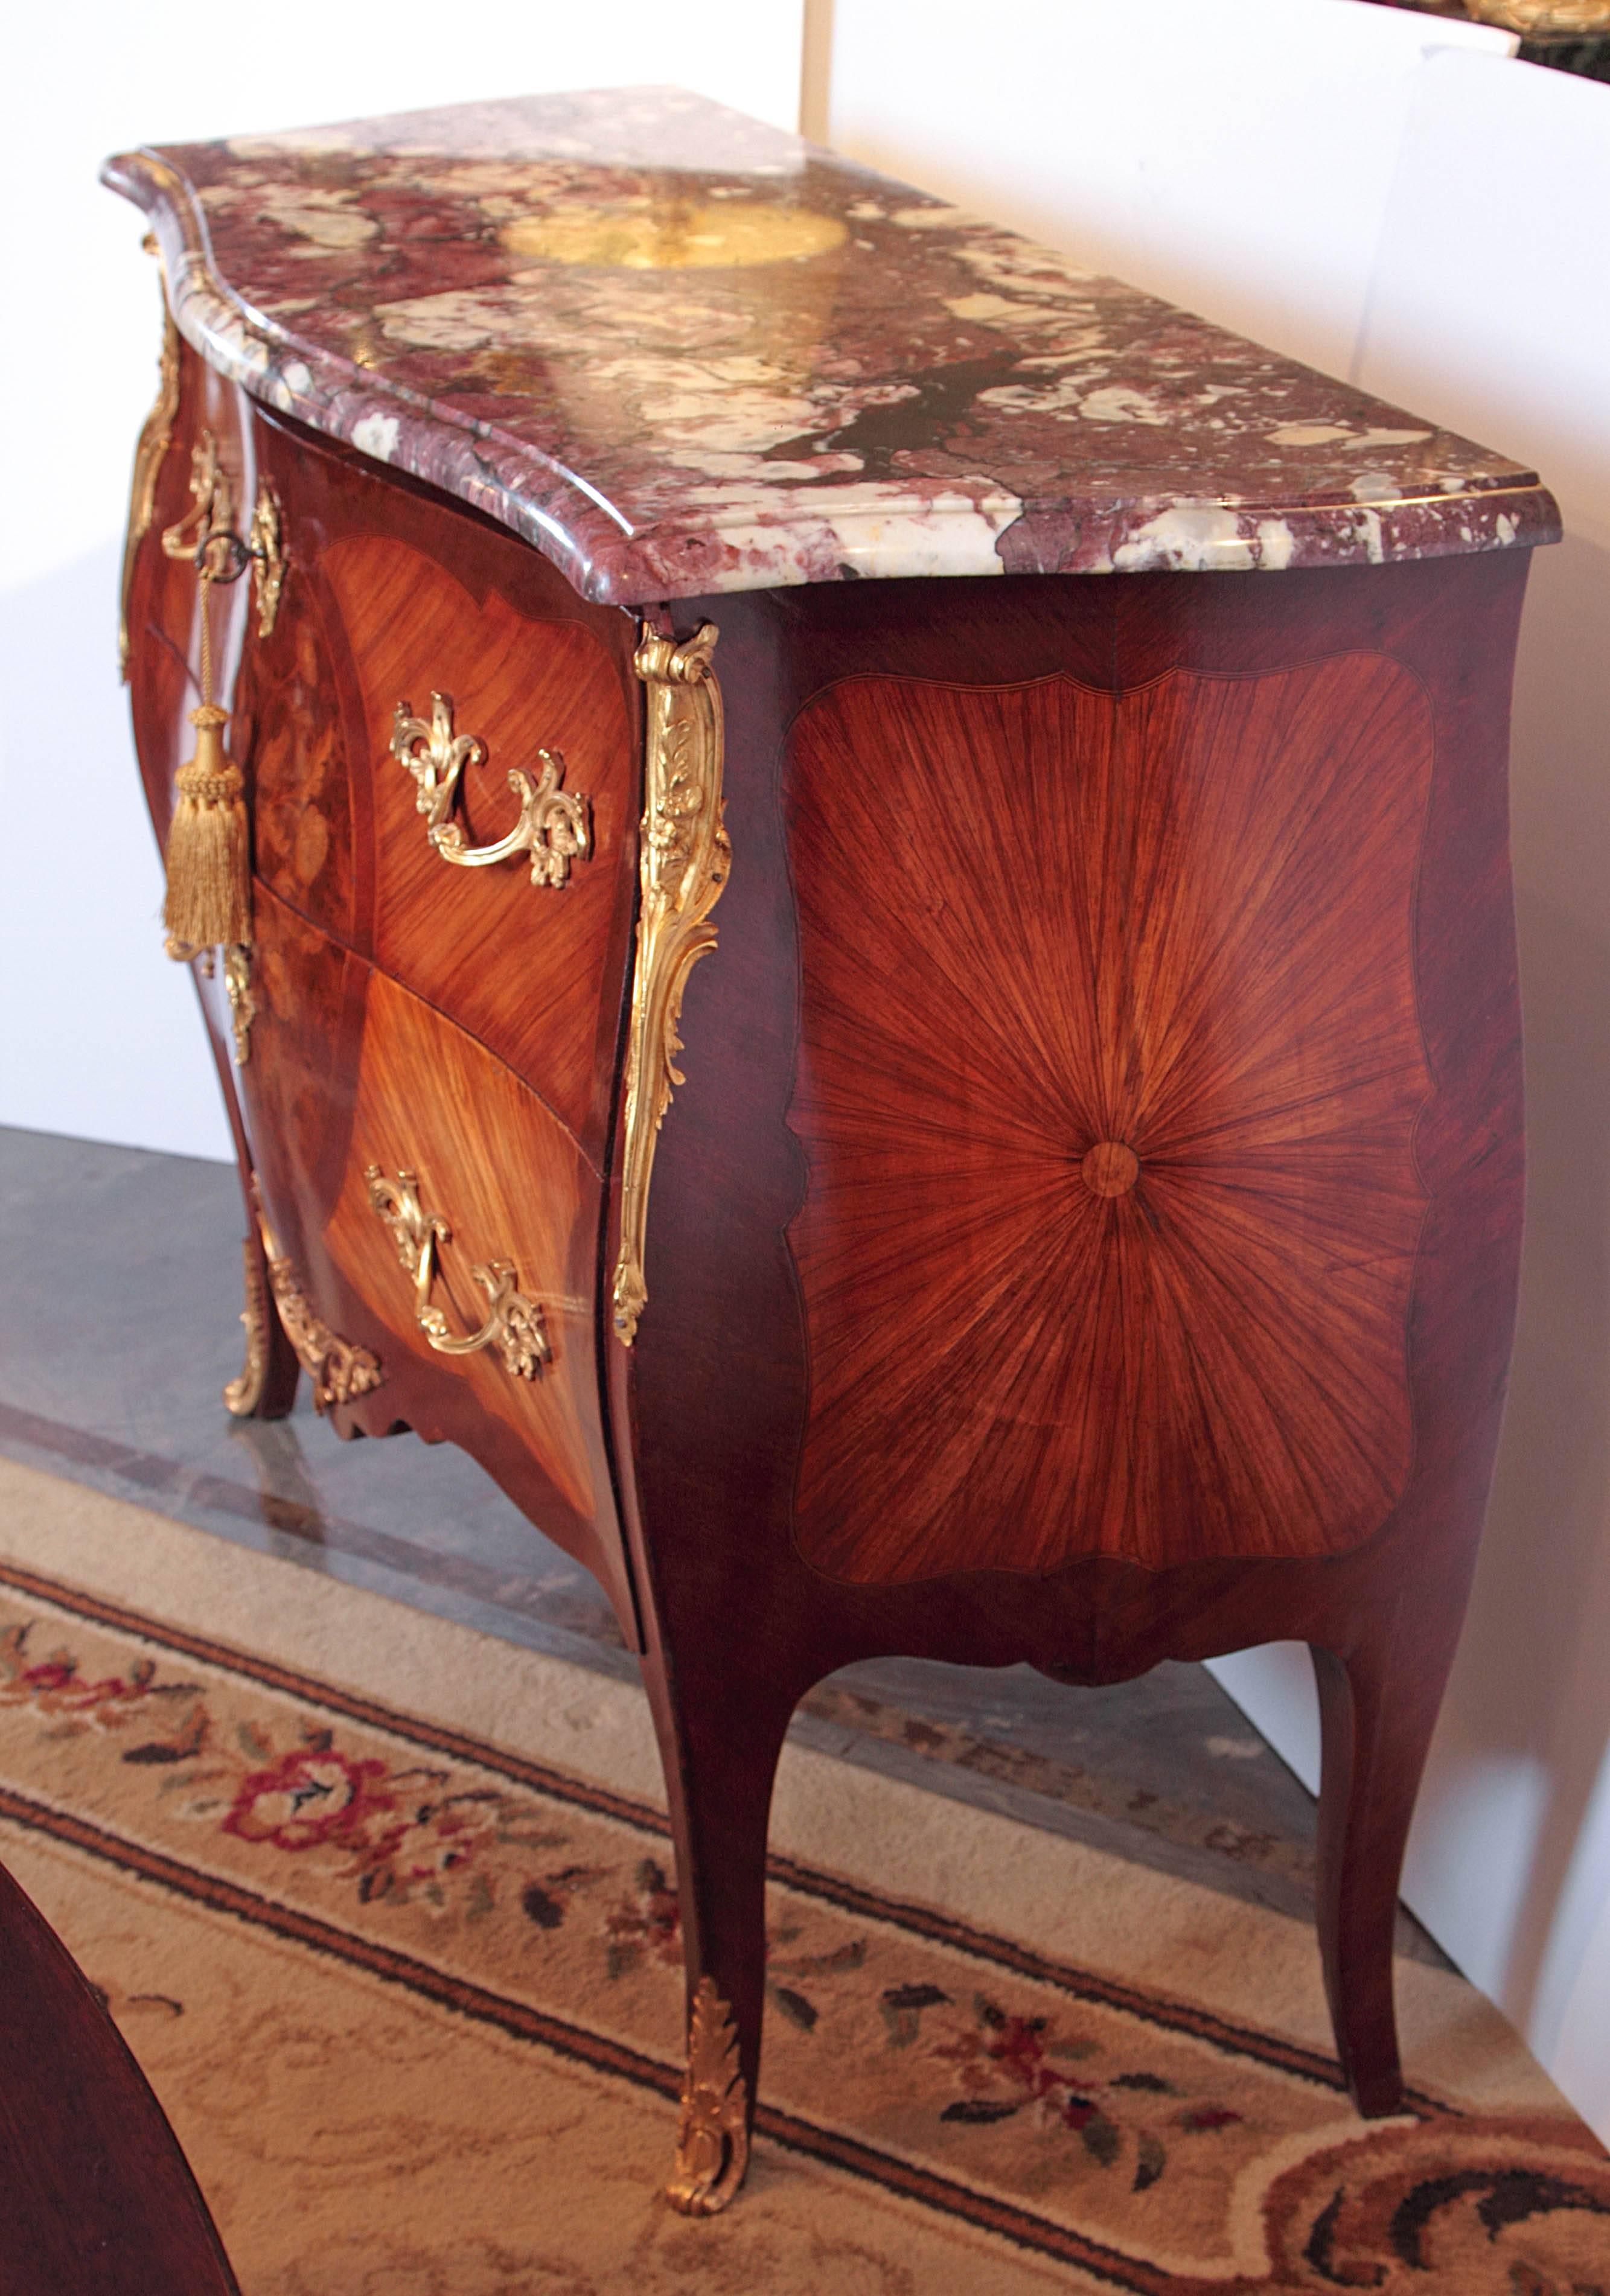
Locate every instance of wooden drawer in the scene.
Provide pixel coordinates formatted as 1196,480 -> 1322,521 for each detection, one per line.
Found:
234,882 -> 631,1632
248,410 -> 640,1169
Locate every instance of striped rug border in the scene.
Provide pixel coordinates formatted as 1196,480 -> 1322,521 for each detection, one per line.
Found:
0,1781 -> 1180,2293
0,1554 -> 1452,2120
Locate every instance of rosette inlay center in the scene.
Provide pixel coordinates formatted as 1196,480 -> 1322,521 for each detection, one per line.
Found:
1081,1141 -> 1140,1199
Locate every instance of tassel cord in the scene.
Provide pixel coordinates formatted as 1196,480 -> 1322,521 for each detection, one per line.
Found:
162,522 -> 254,958
197,548 -> 215,711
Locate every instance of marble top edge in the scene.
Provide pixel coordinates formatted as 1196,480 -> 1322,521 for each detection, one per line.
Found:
103,89 -> 1559,602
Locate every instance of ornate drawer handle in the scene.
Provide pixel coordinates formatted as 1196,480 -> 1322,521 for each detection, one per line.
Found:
365,1166 -> 551,1379
389,692 -> 590,888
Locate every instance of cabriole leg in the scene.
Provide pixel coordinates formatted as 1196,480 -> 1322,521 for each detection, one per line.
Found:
192,963 -> 300,1423
640,1637 -> 799,2215
222,1223 -> 299,1420
1309,1610 -> 1463,2116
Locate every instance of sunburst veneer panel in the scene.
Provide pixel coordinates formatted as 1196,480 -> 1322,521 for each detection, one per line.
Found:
785,656 -> 1437,1581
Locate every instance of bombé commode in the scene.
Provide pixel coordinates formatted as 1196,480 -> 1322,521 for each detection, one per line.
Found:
105,86 -> 1556,2216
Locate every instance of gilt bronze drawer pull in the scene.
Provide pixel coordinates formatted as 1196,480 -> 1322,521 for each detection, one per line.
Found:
389,692 -> 590,888
365,1166 -> 551,1379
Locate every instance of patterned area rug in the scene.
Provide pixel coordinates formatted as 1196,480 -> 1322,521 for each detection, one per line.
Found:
0,1459 -> 1605,2294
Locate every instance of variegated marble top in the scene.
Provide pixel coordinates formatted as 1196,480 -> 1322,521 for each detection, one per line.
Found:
105,88 -> 1557,604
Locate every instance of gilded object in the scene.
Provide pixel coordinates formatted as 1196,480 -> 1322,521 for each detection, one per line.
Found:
665,1977 -> 750,2217
267,1255 -> 383,1414
611,623 -> 729,1345
162,431 -> 236,582
389,692 -> 590,889
1465,0 -> 1610,25
120,239 -> 181,680
365,1166 -> 551,1379
158,432 -> 261,961
500,199 -> 846,270
160,439 -> 287,636
223,944 -> 255,1064
223,1237 -> 273,1416
249,481 -> 287,638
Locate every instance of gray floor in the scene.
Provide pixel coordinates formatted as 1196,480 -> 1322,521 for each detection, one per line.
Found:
0,1123 -> 1449,1965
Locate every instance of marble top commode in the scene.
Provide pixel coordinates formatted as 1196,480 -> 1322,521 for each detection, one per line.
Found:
104,86 -> 1559,605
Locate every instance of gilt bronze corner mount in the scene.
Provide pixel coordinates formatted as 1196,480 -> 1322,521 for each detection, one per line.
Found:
266,1255 -> 383,1415
665,1977 -> 750,2217
612,622 -> 729,1347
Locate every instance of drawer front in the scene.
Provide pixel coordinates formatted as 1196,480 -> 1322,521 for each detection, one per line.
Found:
248,409 -> 640,1170
327,532 -> 637,1162
234,884 -> 364,1237
330,963 -> 609,1531
235,883 -> 629,1623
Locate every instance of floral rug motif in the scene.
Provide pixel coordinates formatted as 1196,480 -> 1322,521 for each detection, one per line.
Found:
0,1556 -> 1606,2295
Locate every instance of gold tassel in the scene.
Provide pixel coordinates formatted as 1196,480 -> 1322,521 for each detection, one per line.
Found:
163,703 -> 252,957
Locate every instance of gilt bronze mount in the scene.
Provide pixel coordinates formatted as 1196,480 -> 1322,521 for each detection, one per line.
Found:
389,692 -> 591,889
612,623 -> 729,1345
365,1166 -> 551,1379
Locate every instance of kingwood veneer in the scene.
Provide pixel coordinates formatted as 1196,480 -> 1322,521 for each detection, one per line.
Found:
106,88 -> 1557,2215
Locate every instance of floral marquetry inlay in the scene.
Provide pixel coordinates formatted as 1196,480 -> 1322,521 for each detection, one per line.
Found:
784,657 -> 1438,1583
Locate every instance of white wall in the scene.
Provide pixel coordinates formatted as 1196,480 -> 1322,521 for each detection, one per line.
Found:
0,2 -> 805,1159
822,0 -> 1510,380
822,4 -> 1610,2142
1213,48 -> 1610,2143
1353,45 -> 1610,2135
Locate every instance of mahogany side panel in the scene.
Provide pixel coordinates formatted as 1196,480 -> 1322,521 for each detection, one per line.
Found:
236,887 -> 365,1236
785,655 -> 1436,1581
123,335 -> 307,1420
614,550 -> 1528,1688
608,550 -> 1527,2124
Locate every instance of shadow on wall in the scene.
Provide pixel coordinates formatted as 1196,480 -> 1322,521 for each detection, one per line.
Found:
1451,529 -> 1610,2030
0,540 -> 232,1160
